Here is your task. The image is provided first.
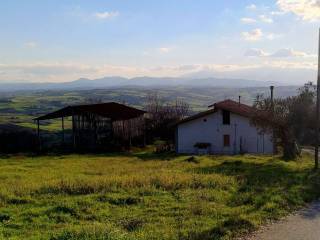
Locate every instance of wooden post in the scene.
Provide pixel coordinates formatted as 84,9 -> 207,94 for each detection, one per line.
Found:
128,120 -> 132,149
315,28 -> 320,169
143,118 -> 147,147
61,117 -> 65,144
37,120 -> 41,152
72,115 -> 76,149
270,86 -> 276,154
122,120 -> 125,148
234,124 -> 237,154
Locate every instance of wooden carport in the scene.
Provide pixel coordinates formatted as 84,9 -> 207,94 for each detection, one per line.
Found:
34,102 -> 146,151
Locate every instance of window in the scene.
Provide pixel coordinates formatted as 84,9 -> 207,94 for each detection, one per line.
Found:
222,110 -> 230,125
223,135 -> 230,147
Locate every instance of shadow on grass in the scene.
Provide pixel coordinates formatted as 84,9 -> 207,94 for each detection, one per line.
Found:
132,151 -> 177,161
182,217 -> 255,240
194,160 -> 320,198
191,159 -> 320,238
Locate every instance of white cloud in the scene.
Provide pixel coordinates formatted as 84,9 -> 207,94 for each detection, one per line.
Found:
241,17 -> 257,24
277,0 -> 320,21
261,60 -> 316,70
265,33 -> 279,40
94,11 -> 119,19
184,62 -> 317,85
245,48 -> 269,57
270,48 -> 314,57
142,51 -> 150,56
242,28 -> 263,41
270,11 -> 286,16
259,15 -> 273,23
23,42 -> 37,48
0,63 -> 140,82
0,61 -> 317,84
244,48 -> 316,58
246,4 -> 257,10
158,47 -> 172,53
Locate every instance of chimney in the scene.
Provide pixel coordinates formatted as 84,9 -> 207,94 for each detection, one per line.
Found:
270,86 -> 274,103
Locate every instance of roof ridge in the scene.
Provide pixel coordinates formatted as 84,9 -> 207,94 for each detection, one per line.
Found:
209,99 -> 253,108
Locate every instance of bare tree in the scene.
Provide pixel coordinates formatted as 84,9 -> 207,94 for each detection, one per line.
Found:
145,93 -> 190,141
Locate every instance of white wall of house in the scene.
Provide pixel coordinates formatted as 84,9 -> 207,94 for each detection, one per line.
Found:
176,110 -> 273,154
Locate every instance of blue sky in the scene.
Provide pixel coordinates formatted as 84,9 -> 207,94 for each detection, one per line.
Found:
0,0 -> 319,84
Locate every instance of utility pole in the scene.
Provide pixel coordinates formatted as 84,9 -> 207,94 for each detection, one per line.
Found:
315,28 -> 320,170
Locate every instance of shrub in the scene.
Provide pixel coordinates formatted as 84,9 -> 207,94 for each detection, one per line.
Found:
194,142 -> 211,149
184,156 -> 200,164
97,195 -> 141,206
120,218 -> 144,232
50,224 -> 122,240
0,213 -> 10,222
7,197 -> 32,205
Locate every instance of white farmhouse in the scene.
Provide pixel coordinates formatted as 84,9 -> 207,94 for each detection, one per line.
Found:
175,99 -> 273,155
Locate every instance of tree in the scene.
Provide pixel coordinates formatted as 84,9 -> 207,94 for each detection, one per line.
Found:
252,83 -> 316,160
145,93 -> 190,141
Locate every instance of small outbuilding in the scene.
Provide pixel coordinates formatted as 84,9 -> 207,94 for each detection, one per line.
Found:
34,102 -> 146,150
175,99 -> 273,155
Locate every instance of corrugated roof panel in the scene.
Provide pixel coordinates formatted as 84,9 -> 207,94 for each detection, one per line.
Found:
34,102 -> 146,121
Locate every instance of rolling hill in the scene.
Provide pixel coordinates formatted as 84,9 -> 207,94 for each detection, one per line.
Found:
0,76 -> 277,92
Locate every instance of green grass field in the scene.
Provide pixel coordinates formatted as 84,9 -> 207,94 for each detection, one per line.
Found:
0,151 -> 319,240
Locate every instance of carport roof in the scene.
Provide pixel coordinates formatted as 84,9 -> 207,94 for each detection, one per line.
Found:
34,102 -> 146,121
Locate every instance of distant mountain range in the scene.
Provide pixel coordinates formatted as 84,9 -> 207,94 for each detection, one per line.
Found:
0,76 -> 278,92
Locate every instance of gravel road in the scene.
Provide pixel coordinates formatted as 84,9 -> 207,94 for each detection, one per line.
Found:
246,201 -> 320,240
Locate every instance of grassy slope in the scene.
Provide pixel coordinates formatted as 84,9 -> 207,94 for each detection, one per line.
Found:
0,152 -> 319,240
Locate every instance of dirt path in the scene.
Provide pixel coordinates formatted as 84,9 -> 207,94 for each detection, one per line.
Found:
246,201 -> 320,240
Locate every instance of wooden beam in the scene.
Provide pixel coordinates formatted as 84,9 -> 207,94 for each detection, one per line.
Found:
128,120 -> 132,149
315,28 -> 320,169
72,115 -> 76,149
61,117 -> 65,144
143,118 -> 147,147
37,120 -> 41,152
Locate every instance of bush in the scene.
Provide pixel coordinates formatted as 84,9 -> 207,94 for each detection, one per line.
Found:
194,142 -> 211,149
0,124 -> 37,153
97,195 -> 141,206
0,213 -> 10,222
120,218 -> 144,232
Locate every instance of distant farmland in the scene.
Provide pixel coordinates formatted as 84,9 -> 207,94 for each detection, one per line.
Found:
0,86 -> 299,132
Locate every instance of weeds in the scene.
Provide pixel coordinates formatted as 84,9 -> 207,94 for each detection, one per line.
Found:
0,153 -> 319,239
120,218 -> 144,232
97,195 -> 141,206
0,213 -> 10,222
184,156 -> 200,164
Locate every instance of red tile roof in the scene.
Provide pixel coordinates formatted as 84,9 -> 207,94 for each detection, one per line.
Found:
210,99 -> 255,118
177,99 -> 255,125
176,108 -> 217,125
